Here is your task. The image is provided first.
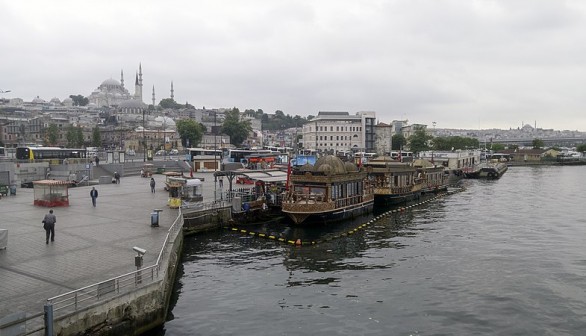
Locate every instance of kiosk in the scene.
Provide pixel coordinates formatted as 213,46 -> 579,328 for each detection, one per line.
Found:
33,180 -> 70,207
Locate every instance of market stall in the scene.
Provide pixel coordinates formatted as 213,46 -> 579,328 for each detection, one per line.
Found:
33,180 -> 70,207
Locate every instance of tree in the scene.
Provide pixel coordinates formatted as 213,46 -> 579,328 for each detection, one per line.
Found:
432,136 -> 479,150
222,108 -> 252,146
391,134 -> 406,150
66,125 -> 84,147
45,124 -> 60,146
577,144 -> 586,154
490,143 -> 505,151
176,119 -> 204,148
159,98 -> 182,109
92,126 -> 102,147
532,138 -> 544,149
407,126 -> 432,153
69,94 -> 89,106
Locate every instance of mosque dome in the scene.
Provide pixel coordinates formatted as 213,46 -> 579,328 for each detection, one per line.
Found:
101,78 -> 122,87
50,97 -> 61,104
299,163 -> 314,172
154,116 -> 176,128
313,155 -> 347,175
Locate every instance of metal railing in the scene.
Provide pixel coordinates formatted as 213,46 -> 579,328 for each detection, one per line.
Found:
0,211 -> 184,335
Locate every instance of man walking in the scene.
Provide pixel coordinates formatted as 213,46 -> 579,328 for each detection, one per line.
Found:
42,209 -> 56,244
114,172 -> 121,184
150,178 -> 156,193
90,187 -> 98,207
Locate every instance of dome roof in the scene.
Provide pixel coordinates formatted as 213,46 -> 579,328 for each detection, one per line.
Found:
50,97 -> 61,103
101,78 -> 121,87
119,99 -> 147,109
154,116 -> 176,127
32,96 -> 46,103
299,163 -> 314,172
316,163 -> 333,175
62,97 -> 73,103
344,161 -> 359,172
313,155 -> 347,175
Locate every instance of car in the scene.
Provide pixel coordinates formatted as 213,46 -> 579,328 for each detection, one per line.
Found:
169,149 -> 179,155
155,150 -> 166,156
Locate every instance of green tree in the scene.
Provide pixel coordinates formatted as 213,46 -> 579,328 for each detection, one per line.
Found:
45,124 -> 60,146
491,143 -> 505,151
92,126 -> 102,147
576,144 -> 586,154
159,98 -> 183,109
391,133 -> 406,150
69,94 -> 89,106
432,136 -> 479,150
66,125 -> 84,147
532,138 -> 544,149
407,126 -> 432,153
222,108 -> 252,146
176,119 -> 204,148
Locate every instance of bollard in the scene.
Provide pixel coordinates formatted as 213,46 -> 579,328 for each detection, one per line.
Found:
151,209 -> 163,227
44,303 -> 54,336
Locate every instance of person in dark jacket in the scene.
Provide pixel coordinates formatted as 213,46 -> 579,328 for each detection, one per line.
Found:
42,209 -> 56,244
114,172 -> 121,184
90,187 -> 98,207
150,178 -> 156,193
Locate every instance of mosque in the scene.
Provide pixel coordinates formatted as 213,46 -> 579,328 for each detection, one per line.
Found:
88,63 -> 148,115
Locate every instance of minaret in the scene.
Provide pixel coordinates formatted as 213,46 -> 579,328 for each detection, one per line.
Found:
170,81 -> 174,101
152,85 -> 156,107
120,69 -> 125,88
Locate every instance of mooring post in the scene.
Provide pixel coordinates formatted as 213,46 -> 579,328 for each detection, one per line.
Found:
44,303 -> 54,336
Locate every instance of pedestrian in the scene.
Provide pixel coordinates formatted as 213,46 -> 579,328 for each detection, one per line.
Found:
150,177 -> 156,193
42,209 -> 56,244
114,172 -> 121,184
95,156 -> 100,166
219,177 -> 224,188
90,187 -> 98,207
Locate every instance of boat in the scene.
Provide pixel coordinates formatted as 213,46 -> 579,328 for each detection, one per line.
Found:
281,155 -> 374,224
364,156 -> 424,206
413,159 -> 449,193
463,162 -> 508,179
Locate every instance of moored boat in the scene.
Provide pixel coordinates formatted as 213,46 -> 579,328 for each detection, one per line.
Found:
463,162 -> 508,179
364,156 -> 424,206
281,155 -> 374,224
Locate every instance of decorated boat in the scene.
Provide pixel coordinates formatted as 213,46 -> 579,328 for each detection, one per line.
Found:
413,159 -> 449,193
281,155 -> 374,224
363,156 -> 424,206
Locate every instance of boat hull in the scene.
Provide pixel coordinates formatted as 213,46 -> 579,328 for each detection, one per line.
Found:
284,199 -> 374,225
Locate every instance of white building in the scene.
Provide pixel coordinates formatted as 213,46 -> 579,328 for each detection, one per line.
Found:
301,111 -> 376,154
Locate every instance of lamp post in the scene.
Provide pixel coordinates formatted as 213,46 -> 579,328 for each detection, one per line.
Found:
214,110 -> 218,202
142,109 -> 146,162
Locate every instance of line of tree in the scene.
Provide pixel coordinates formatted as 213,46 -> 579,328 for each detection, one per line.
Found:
406,126 -> 480,153
66,125 -> 84,147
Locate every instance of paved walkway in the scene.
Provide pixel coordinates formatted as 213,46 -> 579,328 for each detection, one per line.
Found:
0,173 -> 217,319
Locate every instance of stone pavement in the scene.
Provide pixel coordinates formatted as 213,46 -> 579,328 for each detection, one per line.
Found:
0,173 -> 218,319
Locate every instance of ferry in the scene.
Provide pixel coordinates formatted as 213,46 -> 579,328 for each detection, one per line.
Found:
281,155 -> 374,224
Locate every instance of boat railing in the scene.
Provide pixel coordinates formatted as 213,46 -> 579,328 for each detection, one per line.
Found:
334,195 -> 363,208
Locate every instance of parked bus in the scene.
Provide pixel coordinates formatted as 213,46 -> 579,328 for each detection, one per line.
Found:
187,148 -> 223,161
223,148 -> 274,164
16,147 -> 88,160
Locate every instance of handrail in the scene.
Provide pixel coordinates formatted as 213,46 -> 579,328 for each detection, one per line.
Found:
43,209 -> 183,320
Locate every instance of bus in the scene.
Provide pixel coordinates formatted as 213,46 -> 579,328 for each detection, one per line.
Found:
263,146 -> 293,154
16,147 -> 88,160
187,148 -> 223,161
223,148 -> 274,164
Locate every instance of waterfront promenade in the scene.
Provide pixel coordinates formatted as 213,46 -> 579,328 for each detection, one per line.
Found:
0,173 -> 215,321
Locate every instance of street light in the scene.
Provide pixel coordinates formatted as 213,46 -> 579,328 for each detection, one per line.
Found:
142,109 -> 146,162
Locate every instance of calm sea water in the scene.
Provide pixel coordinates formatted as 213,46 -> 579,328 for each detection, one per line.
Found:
150,166 -> 586,336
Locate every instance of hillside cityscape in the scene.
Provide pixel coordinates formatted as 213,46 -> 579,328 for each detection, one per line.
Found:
2,66 -> 586,153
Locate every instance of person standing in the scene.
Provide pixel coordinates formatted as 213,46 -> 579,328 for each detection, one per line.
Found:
114,172 -> 121,184
95,156 -> 100,166
150,178 -> 156,193
42,209 -> 56,244
90,187 -> 98,207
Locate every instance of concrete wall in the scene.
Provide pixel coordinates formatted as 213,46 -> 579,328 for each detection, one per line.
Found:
53,228 -> 183,336
183,206 -> 232,235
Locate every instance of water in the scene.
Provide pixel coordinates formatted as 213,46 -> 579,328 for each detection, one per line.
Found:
151,166 -> 586,335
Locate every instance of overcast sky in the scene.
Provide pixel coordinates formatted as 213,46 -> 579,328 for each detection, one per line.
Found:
2,0 -> 586,131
